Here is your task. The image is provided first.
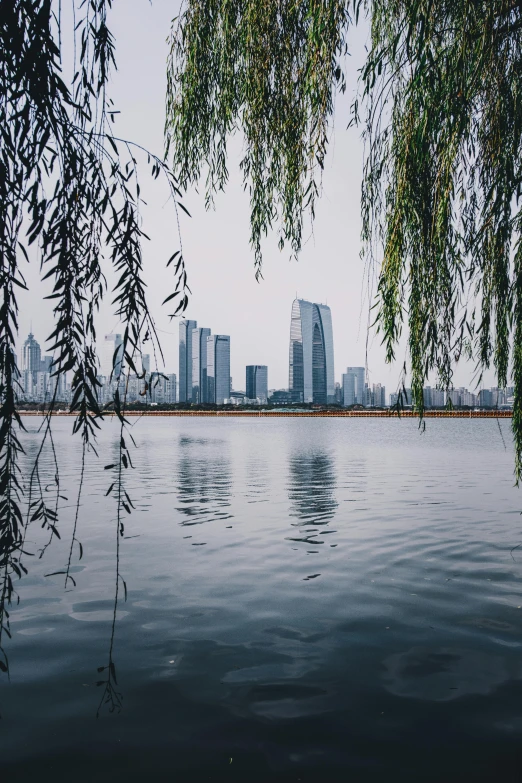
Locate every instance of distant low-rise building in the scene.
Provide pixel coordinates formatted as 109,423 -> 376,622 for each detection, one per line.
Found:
150,373 -> 177,404
390,388 -> 412,407
269,390 -> 293,405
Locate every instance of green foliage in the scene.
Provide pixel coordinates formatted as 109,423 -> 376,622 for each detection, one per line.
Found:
168,0 -> 522,477
0,0 -> 187,695
166,0 -> 350,276
363,0 -> 522,479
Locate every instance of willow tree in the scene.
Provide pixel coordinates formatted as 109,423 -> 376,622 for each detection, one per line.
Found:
167,0 -> 522,473
0,1 -> 187,702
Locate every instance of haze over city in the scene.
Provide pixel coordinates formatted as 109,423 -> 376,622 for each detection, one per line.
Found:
14,0 -> 496,395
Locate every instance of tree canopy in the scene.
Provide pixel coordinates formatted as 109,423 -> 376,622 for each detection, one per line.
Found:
167,0 -> 522,476
0,0 -> 187,699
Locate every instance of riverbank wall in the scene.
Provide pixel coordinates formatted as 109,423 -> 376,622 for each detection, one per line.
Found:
17,409 -> 513,418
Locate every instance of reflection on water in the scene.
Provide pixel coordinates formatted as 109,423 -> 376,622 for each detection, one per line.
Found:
287,451 -> 337,555
3,418 -> 522,782
243,456 -> 269,505
175,435 -> 233,527
288,451 -> 337,527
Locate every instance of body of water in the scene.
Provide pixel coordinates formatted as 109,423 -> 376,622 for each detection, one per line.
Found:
2,417 -> 522,781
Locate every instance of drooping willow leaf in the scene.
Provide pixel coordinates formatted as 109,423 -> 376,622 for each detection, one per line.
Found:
0,0 -> 188,684
168,0 -> 522,477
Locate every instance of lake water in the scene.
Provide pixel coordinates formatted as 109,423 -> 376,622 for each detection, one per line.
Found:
2,416 -> 522,781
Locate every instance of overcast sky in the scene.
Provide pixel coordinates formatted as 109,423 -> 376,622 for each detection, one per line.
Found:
17,0 -> 494,393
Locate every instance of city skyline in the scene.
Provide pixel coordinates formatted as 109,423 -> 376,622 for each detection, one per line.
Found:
14,1 -> 502,397
16,326 -> 514,409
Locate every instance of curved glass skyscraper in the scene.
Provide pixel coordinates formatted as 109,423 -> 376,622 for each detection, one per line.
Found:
289,299 -> 334,404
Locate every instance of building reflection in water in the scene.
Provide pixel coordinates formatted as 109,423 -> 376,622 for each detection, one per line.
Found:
176,436 -> 233,526
287,450 -> 338,546
244,456 -> 269,505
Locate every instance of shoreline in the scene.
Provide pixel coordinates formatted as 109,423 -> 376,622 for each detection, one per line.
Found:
17,409 -> 513,418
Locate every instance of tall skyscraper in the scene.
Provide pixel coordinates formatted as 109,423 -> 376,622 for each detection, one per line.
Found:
342,367 -> 365,406
288,299 -> 334,404
372,383 -> 386,407
179,320 -> 197,402
246,365 -> 268,402
207,335 -> 230,404
431,388 -> 445,407
192,327 -> 211,403
22,332 -> 41,383
102,333 -> 123,379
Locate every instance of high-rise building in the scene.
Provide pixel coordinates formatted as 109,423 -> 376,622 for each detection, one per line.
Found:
142,354 -> 150,374
40,355 -> 53,373
431,388 -> 445,407
179,319 -> 197,402
491,387 -> 507,407
372,383 -> 386,407
478,389 -> 493,407
342,367 -> 365,406
446,388 -> 460,407
207,335 -> 230,404
21,332 -> 41,384
460,389 -> 476,407
246,365 -> 268,402
289,299 -> 334,404
102,334 -> 123,379
151,373 -> 177,404
192,327 -> 211,403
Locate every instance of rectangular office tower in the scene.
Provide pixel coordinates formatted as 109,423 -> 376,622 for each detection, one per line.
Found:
192,327 -> 211,403
207,335 -> 230,405
179,319 -> 197,402
246,365 -> 268,402
342,367 -> 365,406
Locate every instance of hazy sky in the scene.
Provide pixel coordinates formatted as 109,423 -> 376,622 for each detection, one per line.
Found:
18,0 -> 493,393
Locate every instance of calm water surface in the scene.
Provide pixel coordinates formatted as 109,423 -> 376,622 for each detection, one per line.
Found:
2,417 -> 522,781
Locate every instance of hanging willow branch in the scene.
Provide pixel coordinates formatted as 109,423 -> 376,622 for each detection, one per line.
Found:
166,0 -> 350,276
361,0 -> 522,480
168,0 -> 522,476
0,0 -> 188,684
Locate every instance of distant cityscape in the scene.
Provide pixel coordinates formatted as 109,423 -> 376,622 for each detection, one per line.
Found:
18,298 -> 514,410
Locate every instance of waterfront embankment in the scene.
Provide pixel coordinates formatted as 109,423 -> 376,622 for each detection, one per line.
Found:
17,409 -> 513,418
